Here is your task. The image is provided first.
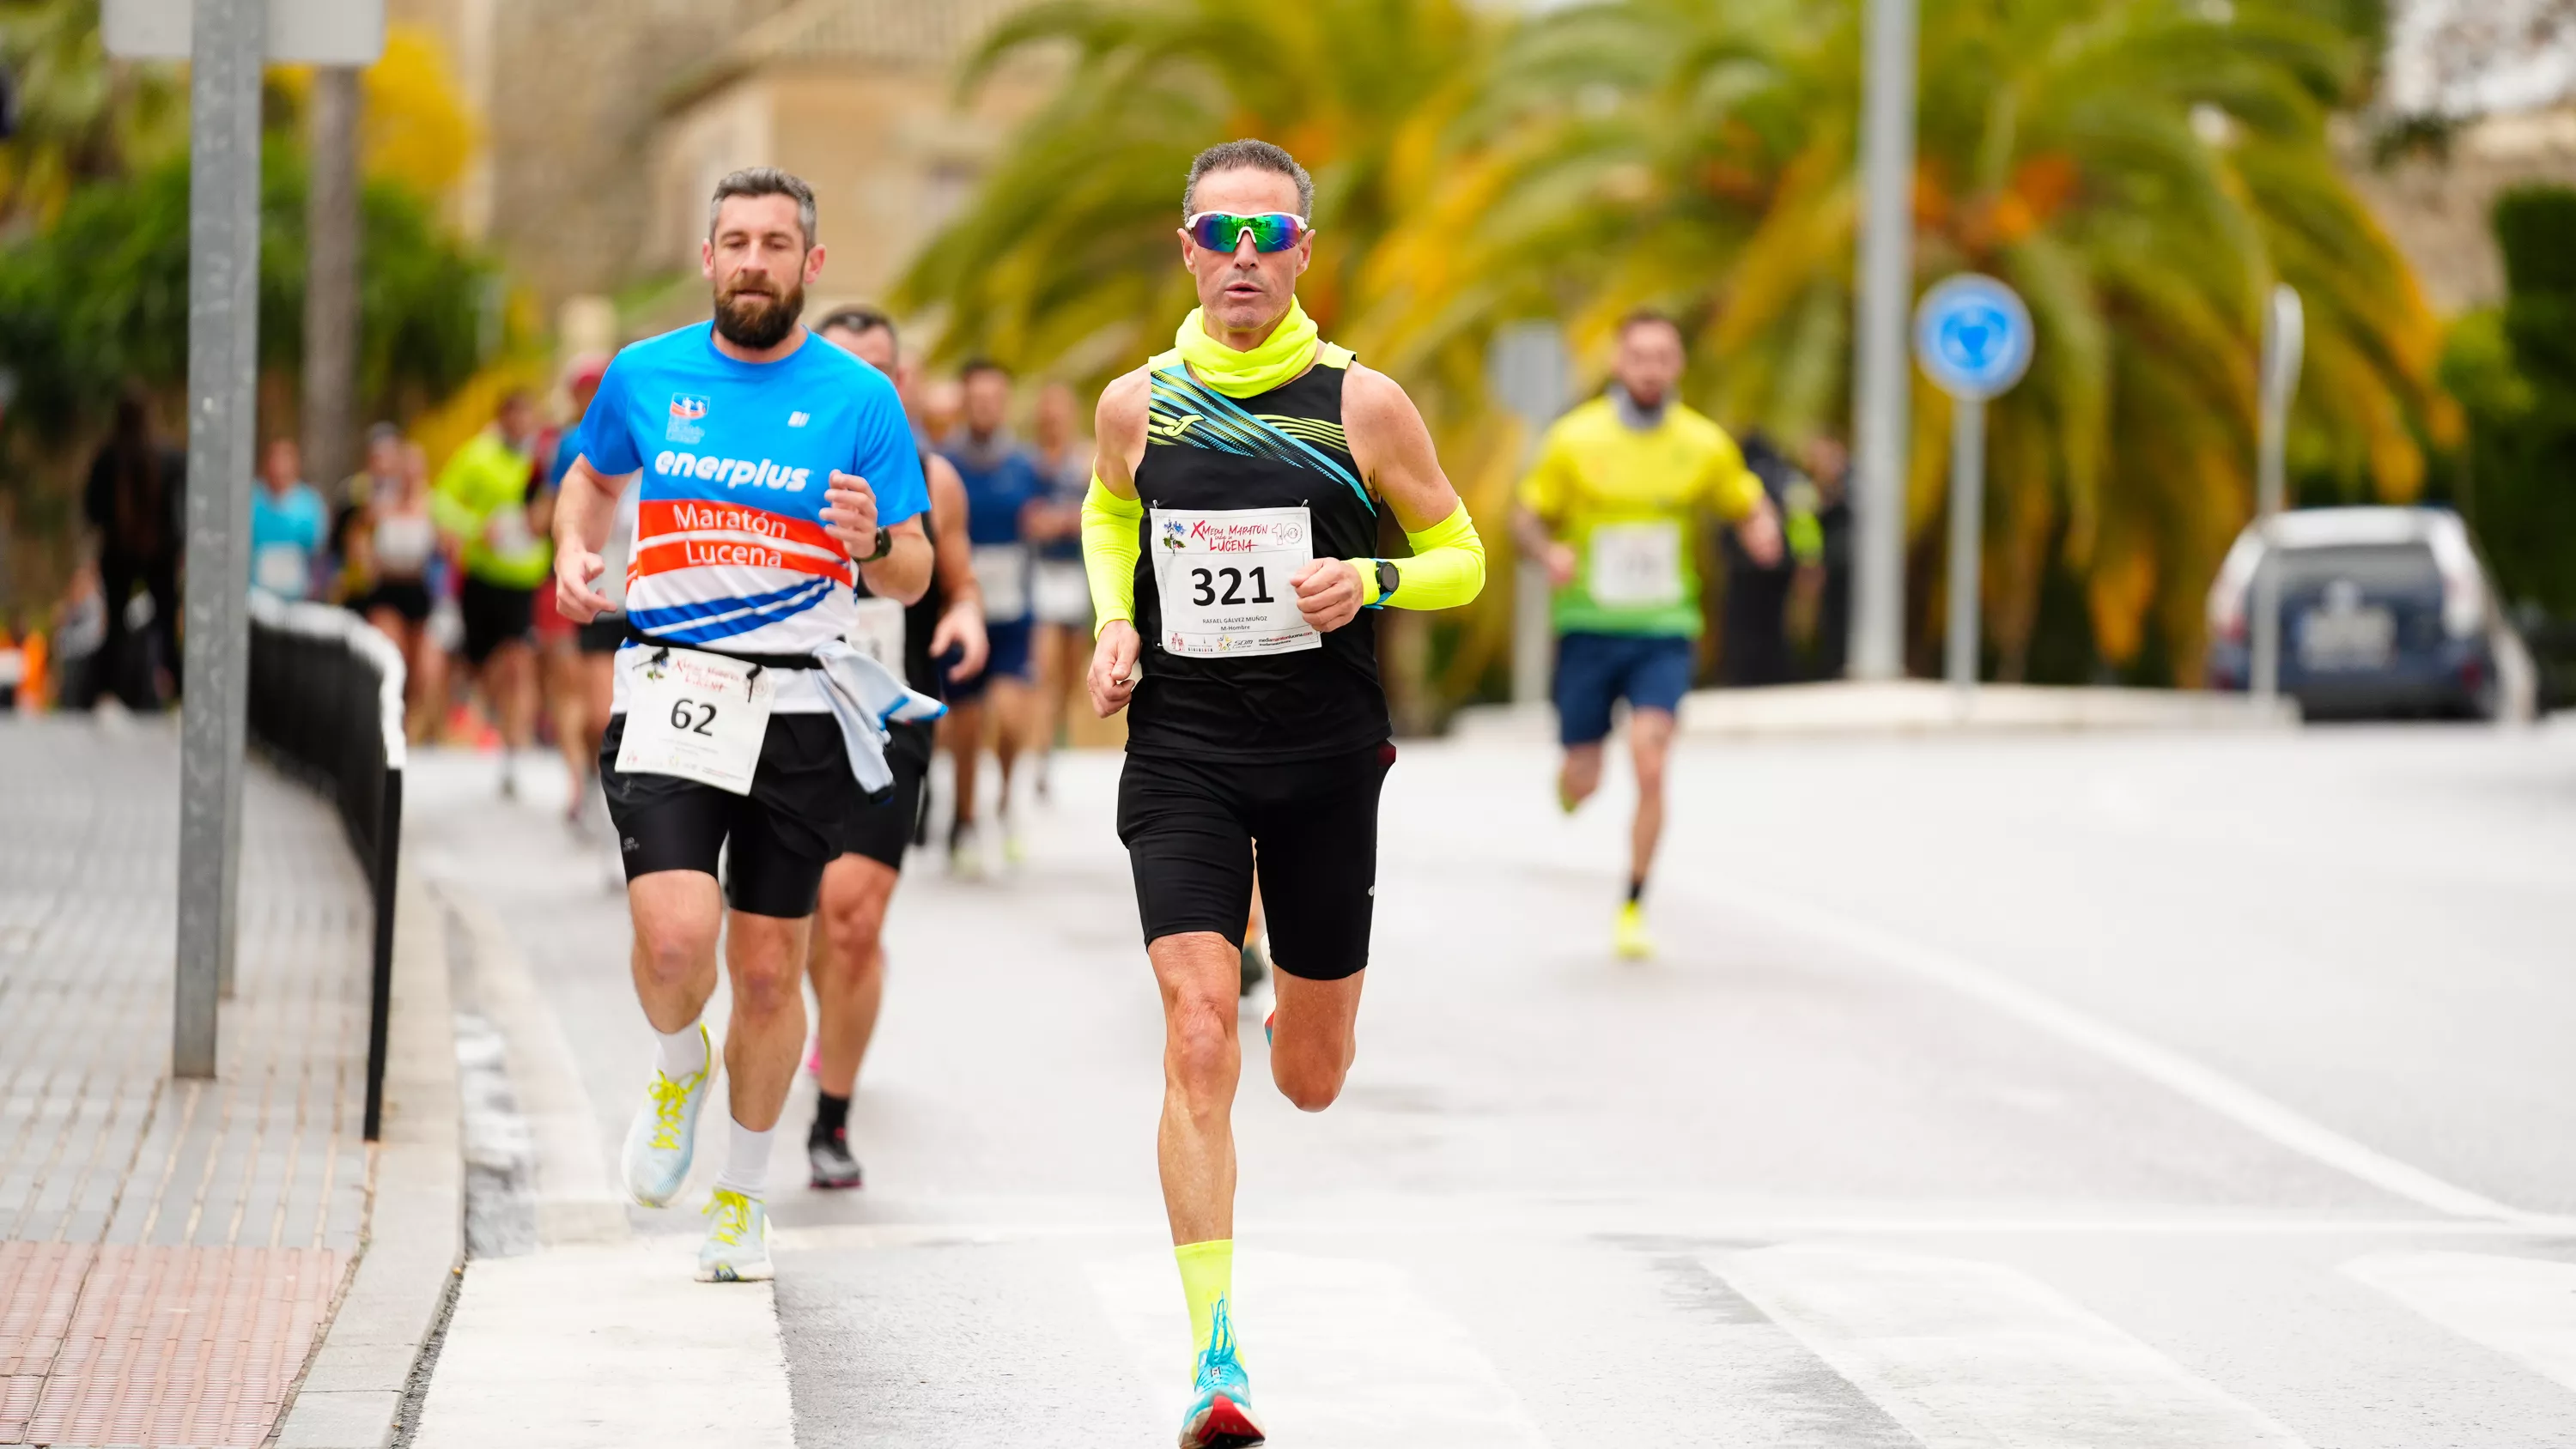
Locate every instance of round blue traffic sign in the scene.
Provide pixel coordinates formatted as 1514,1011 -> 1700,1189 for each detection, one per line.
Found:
1915,274 -> 2034,400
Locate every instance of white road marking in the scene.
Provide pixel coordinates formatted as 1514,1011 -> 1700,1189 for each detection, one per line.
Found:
1086,1249 -> 1553,1448
2345,1251 -> 2576,1393
1716,1245 -> 2311,1448
1729,889 -> 2551,1226
413,1241 -> 795,1449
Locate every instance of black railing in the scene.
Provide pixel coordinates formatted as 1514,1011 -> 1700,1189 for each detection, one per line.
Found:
246,593 -> 405,1142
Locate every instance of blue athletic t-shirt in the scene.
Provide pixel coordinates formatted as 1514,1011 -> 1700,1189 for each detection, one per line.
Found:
942,433 -> 1045,623
572,322 -> 928,712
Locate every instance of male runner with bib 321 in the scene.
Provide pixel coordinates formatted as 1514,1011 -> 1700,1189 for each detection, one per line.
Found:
1083,139 -> 1487,1449
551,168 -> 940,1285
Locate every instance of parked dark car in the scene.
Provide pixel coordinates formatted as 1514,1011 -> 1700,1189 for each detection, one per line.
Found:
2204,507 -> 2527,720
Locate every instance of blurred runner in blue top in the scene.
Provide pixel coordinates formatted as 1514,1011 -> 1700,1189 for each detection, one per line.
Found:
938,358 -> 1046,875
248,438 -> 327,602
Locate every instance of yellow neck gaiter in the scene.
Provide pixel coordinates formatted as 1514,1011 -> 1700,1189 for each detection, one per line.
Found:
1175,300 -> 1318,398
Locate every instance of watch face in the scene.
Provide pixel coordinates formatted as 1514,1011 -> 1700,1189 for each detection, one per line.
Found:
1378,561 -> 1400,596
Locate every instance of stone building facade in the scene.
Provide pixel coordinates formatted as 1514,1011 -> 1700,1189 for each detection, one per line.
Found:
385,0 -> 1046,336
2348,107 -> 2576,312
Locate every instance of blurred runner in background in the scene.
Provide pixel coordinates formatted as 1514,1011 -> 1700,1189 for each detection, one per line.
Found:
1512,311 -> 1781,960
249,437 -> 329,604
939,360 -> 1046,875
542,357 -> 617,828
920,376 -> 963,446
434,391 -> 550,797
330,425 -> 406,605
1026,380 -> 1091,801
800,305 -> 987,1190
352,433 -> 443,741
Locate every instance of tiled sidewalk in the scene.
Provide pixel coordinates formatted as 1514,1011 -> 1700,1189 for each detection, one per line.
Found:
0,718 -> 371,1448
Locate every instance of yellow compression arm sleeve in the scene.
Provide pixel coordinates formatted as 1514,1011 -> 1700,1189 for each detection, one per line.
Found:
1081,478 -> 1145,635
1348,502 -> 1486,611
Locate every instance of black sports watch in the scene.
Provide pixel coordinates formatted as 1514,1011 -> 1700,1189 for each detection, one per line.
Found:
856,525 -> 894,564
1374,558 -> 1400,604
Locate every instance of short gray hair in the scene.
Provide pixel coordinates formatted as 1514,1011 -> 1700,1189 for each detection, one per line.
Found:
709,167 -> 817,248
1182,139 -> 1314,221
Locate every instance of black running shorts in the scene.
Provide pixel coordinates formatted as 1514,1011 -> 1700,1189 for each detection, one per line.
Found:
575,612 -> 628,656
600,711 -> 861,918
459,576 -> 535,666
838,722 -> 933,870
1115,743 -> 1394,981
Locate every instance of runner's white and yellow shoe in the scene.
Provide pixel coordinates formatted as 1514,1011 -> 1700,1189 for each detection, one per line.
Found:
620,1023 -> 711,1208
696,1188 -> 773,1282
1613,900 -> 1654,961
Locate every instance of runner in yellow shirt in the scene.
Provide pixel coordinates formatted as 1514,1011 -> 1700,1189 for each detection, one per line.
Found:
1512,311 -> 1782,959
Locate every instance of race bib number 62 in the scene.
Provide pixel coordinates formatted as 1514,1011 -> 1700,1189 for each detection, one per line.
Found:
615,647 -> 776,795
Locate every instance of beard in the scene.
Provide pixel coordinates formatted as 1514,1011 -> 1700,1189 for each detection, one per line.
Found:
713,277 -> 805,350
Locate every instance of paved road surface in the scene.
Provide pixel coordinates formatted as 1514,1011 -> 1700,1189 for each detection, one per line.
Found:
398,723 -> 2576,1447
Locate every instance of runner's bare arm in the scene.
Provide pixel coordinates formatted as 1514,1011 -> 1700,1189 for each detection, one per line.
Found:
1292,365 -> 1485,630
552,455 -> 633,622
925,453 -> 990,680
828,472 -> 933,607
1093,369 -> 1151,500
1084,370 -> 1153,717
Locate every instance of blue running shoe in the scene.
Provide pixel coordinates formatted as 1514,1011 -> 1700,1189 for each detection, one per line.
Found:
1177,1305 -> 1266,1448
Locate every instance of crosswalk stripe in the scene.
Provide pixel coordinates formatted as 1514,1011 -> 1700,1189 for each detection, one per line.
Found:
1085,1248 -> 1553,1447
413,1242 -> 795,1449
1713,1245 -> 2311,1448
2345,1251 -> 2576,1395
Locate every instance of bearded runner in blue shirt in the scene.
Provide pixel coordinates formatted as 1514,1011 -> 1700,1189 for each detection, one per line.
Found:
550,167 -> 935,1287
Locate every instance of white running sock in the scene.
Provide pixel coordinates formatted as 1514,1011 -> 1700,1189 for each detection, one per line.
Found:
654,1022 -> 708,1080
713,1117 -> 773,1199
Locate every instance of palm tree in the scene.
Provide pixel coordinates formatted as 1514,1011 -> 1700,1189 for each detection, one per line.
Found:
896,0 -> 1494,381
0,0 -> 184,235
1375,0 -> 2450,681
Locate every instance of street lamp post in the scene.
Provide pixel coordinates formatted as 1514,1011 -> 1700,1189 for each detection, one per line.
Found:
2251,285 -> 2304,705
106,0 -> 386,1079
1849,0 -> 1919,681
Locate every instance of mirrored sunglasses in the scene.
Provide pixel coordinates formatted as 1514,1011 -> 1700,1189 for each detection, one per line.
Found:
1185,211 -> 1314,253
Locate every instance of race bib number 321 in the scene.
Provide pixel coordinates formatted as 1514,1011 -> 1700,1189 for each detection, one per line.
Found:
614,647 -> 775,795
1151,506 -> 1320,658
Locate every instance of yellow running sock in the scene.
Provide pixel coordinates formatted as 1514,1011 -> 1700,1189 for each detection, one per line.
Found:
1175,1240 -> 1236,1362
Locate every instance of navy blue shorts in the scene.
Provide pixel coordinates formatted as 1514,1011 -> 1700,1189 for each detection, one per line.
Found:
946,618 -> 1035,704
1552,632 -> 1696,746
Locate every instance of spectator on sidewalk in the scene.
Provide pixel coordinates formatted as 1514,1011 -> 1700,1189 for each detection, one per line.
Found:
1797,435 -> 1853,682
81,391 -> 185,707
1718,431 -> 1802,688
49,561 -> 106,711
249,437 -> 329,603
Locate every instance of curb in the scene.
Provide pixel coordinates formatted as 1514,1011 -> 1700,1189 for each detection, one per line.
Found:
276,864 -> 464,1448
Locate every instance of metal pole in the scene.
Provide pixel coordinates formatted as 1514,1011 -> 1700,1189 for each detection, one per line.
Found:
176,0 -> 264,1076
2251,285 -> 2301,704
302,65 -> 363,492
1945,396 -> 1984,690
1850,0 -> 1918,680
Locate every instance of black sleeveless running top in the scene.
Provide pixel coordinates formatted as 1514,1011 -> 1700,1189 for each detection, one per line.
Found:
854,445 -> 946,701
1127,349 -> 1388,761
